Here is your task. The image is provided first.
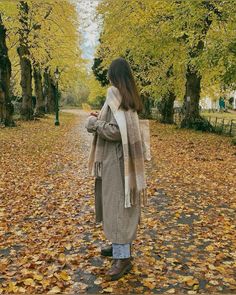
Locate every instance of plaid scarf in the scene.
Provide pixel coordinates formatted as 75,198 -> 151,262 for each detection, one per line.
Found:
88,86 -> 149,208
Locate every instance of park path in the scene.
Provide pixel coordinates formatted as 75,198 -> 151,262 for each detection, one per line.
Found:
0,109 -> 235,294
61,109 -> 236,294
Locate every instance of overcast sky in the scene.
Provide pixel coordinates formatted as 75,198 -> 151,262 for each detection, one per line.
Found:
76,0 -> 101,65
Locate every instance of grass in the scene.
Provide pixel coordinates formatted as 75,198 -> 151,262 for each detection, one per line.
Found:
201,111 -> 236,137
60,105 -> 81,110
201,110 -> 236,120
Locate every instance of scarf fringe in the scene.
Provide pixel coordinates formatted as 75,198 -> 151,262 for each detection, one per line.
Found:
125,187 -> 147,208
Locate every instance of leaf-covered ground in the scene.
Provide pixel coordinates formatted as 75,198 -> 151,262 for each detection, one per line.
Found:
0,110 -> 235,294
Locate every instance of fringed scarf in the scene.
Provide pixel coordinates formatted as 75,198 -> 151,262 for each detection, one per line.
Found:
88,86 -> 150,208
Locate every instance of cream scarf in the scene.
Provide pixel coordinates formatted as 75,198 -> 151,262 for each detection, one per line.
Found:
88,86 -> 151,208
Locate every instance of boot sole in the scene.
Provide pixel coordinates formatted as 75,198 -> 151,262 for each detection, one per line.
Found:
109,263 -> 133,281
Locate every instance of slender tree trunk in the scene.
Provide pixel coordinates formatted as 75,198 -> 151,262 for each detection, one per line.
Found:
17,1 -> 33,120
0,14 -> 15,127
160,91 -> 176,124
181,65 -> 213,131
18,44 -> 33,120
140,94 -> 152,119
44,69 -> 56,113
33,65 -> 45,117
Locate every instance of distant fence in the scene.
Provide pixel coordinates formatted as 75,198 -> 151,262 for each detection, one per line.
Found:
202,116 -> 236,136
151,108 -> 236,136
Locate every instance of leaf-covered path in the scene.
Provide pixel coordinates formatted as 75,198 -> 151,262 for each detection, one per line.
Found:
0,110 -> 236,294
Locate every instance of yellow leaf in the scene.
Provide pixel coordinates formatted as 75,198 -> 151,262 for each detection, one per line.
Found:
48,286 -> 61,294
209,280 -> 219,285
103,287 -> 113,293
205,245 -> 214,251
180,276 -> 194,282
215,266 -> 225,273
59,271 -> 71,281
187,279 -> 199,287
77,282 -> 88,290
193,284 -> 199,290
65,243 -> 72,250
94,278 -> 103,285
133,269 -> 142,275
33,274 -> 43,281
143,279 -> 156,289
23,278 -> 35,286
166,288 -> 175,293
58,253 -> 66,262
180,276 -> 199,287
223,277 -> 236,284
18,287 -> 26,293
7,282 -> 18,293
40,279 -> 50,288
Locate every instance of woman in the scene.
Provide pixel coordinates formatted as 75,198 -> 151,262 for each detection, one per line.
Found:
85,57 -> 148,281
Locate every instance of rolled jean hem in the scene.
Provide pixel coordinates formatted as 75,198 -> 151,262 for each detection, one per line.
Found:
112,243 -> 131,259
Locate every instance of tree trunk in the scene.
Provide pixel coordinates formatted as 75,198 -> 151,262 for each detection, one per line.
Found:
17,1 -> 33,120
159,91 -> 176,124
140,94 -> 152,119
43,69 -> 56,113
182,66 -> 201,120
33,65 -> 45,117
0,14 -> 15,126
179,2 -> 216,132
181,65 -> 213,131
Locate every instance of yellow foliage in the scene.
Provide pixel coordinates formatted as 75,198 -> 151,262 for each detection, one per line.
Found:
96,0 -> 236,101
87,74 -> 107,104
82,103 -> 91,112
0,0 -> 86,96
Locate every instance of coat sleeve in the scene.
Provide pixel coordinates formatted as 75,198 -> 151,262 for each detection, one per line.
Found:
86,114 -> 121,142
94,118 -> 121,141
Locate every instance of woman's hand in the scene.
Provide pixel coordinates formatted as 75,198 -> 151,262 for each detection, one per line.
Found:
85,115 -> 98,133
90,111 -> 99,117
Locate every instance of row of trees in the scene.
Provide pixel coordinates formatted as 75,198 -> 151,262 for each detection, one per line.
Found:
0,0 -> 85,126
93,0 -> 236,130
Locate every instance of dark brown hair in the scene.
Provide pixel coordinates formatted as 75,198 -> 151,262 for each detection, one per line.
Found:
108,57 -> 143,112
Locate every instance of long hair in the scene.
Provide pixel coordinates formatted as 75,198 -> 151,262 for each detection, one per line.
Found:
108,58 -> 143,112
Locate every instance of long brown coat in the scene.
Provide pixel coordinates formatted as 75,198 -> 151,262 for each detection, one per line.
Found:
90,107 -> 141,244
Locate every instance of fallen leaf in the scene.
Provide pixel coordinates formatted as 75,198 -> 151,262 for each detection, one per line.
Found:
103,287 -> 113,293
59,271 -> 71,281
23,278 -> 36,286
47,286 -> 61,294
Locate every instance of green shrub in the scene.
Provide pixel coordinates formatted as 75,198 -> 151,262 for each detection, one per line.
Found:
181,116 -> 214,132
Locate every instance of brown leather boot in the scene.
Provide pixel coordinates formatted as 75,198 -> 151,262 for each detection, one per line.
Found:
105,258 -> 132,281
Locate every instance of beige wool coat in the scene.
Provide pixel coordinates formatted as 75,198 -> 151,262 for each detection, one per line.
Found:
87,106 -> 141,244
